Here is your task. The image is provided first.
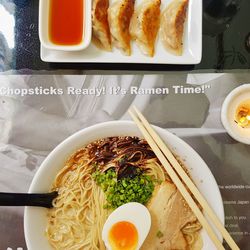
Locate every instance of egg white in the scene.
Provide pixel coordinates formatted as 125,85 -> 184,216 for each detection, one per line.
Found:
102,202 -> 151,250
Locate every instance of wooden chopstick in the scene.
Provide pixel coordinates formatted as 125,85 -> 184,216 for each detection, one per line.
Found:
129,108 -> 226,250
132,106 -> 240,250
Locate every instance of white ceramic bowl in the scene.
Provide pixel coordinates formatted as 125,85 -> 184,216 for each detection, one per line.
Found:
221,84 -> 250,145
39,0 -> 92,51
24,121 -> 224,250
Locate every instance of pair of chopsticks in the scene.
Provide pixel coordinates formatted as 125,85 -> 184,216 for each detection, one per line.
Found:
129,106 -> 239,250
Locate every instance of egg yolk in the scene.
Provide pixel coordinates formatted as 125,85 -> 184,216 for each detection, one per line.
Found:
235,104 -> 250,128
108,221 -> 138,250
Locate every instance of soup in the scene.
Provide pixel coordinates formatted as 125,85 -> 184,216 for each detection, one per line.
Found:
46,136 -> 202,250
49,0 -> 84,45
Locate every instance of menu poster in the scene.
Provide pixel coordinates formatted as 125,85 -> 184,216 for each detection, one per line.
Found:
1,0 -> 250,248
0,73 -> 249,250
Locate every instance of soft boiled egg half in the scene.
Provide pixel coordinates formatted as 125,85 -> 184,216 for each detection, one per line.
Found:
102,202 -> 151,250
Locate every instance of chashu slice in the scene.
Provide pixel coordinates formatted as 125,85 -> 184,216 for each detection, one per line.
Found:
142,181 -> 197,250
108,0 -> 135,56
130,0 -> 161,57
92,0 -> 112,51
161,0 -> 189,56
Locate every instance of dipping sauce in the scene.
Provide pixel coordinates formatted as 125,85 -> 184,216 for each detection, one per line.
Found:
108,221 -> 138,250
49,0 -> 84,45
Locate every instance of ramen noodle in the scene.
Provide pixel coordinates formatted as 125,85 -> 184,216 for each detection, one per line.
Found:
46,136 -> 202,250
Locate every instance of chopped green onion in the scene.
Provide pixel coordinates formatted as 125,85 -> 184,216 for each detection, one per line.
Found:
92,169 -> 155,209
156,230 -> 164,238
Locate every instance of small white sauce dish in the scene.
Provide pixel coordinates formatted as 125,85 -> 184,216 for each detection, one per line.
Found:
39,0 -> 92,51
221,84 -> 250,145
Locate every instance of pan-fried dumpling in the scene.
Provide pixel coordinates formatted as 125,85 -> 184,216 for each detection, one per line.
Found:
92,0 -> 112,51
108,0 -> 135,56
161,0 -> 189,56
130,0 -> 161,57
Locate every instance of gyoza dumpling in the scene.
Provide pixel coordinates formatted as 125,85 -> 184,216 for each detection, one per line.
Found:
92,0 -> 112,51
130,0 -> 161,57
161,0 -> 189,56
108,0 -> 135,56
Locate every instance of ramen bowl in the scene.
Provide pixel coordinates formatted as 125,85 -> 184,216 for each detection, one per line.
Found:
24,121 -> 224,250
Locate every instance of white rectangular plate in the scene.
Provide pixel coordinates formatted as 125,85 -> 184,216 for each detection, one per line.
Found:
40,0 -> 202,64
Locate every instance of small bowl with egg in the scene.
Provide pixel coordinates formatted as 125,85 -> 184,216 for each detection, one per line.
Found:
221,84 -> 250,145
39,0 -> 92,51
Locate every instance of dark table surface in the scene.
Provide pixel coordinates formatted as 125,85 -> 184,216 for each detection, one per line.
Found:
0,0 -> 250,72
